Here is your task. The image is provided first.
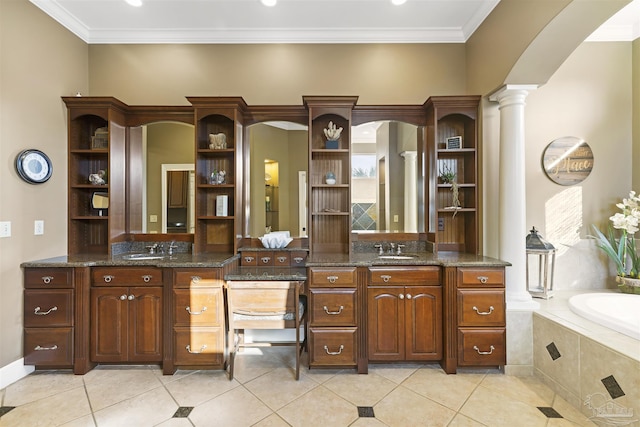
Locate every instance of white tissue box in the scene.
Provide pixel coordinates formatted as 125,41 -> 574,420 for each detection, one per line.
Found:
216,195 -> 228,216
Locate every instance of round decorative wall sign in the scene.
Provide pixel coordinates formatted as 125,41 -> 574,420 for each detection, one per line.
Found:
542,136 -> 593,186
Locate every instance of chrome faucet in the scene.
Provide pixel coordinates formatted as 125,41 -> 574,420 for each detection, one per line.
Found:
168,241 -> 178,256
146,243 -> 158,254
374,243 -> 384,255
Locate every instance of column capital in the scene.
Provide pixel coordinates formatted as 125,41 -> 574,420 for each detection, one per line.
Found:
400,150 -> 417,160
488,84 -> 538,104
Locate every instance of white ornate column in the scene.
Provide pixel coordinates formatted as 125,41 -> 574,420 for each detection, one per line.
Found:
489,85 -> 539,310
401,151 -> 418,232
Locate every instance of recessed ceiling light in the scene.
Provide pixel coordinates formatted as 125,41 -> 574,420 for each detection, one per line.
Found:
125,0 -> 143,6
391,0 -> 407,5
261,0 -> 277,6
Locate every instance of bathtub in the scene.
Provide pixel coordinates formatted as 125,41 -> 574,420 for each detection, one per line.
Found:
568,293 -> 640,340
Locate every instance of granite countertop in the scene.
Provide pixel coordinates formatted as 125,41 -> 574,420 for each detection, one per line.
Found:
21,251 -> 509,271
20,252 -> 239,268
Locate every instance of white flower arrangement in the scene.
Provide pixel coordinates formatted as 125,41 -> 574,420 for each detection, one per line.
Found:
323,121 -> 343,141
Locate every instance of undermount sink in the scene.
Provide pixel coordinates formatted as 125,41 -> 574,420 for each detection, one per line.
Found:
122,253 -> 166,261
377,255 -> 417,260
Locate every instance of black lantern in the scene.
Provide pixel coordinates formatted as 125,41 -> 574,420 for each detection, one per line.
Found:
526,227 -> 556,299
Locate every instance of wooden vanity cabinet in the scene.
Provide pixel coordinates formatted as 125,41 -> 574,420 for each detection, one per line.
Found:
167,269 -> 225,374
367,267 -> 442,361
456,267 -> 505,367
90,267 -> 163,363
23,268 -> 75,368
308,267 -> 358,369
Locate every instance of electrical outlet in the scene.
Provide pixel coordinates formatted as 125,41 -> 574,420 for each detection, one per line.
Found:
34,220 -> 44,235
150,215 -> 158,223
0,221 -> 11,238
438,218 -> 445,231
393,215 -> 399,223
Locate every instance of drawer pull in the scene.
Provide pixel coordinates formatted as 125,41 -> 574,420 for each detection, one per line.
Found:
191,276 -> 201,282
244,256 -> 254,263
186,306 -> 208,315
41,276 -> 54,284
473,345 -> 495,355
261,257 -> 271,264
327,275 -> 338,284
120,294 -> 127,300
186,344 -> 207,354
142,275 -> 153,283
380,275 -> 392,283
472,306 -> 494,316
323,345 -> 344,356
34,306 -> 58,316
34,345 -> 58,351
103,275 -> 114,283
477,276 -> 489,284
277,256 -> 287,263
293,257 -> 304,264
323,305 -> 344,315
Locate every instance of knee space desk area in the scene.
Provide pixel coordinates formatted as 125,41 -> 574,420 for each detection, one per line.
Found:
21,249 -> 508,376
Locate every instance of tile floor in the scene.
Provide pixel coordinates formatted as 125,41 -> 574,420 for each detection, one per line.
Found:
0,348 -> 598,427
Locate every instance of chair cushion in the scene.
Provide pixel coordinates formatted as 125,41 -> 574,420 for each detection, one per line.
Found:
232,298 -> 305,321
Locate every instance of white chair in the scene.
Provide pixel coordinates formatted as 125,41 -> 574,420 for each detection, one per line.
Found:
226,280 -> 306,380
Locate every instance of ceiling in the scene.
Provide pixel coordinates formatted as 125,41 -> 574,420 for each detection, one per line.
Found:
30,0 -> 638,45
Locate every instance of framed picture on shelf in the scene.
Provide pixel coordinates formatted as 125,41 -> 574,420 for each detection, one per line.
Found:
446,136 -> 462,149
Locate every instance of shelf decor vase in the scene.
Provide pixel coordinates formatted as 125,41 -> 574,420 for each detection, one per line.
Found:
325,140 -> 339,149
615,275 -> 640,294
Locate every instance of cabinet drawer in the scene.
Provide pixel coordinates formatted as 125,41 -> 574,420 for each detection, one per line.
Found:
458,268 -> 504,288
290,251 -> 308,267
24,327 -> 73,366
309,327 -> 357,367
309,267 -> 356,287
274,252 -> 290,266
457,290 -> 505,327
457,328 -> 506,366
92,267 -> 163,286
174,289 -> 224,327
240,251 -> 258,266
310,289 -> 356,326
24,268 -> 73,289
369,267 -> 440,285
174,327 -> 225,367
174,269 -> 219,288
24,290 -> 73,327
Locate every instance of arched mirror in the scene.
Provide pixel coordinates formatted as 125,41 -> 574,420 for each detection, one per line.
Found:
351,120 -> 419,233
246,121 -> 308,238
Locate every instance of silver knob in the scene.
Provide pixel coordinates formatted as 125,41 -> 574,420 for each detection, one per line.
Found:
41,276 -> 54,284
142,275 -> 152,283
406,294 -> 412,299
103,275 -> 114,283
399,293 -> 404,299
120,294 -> 127,300
128,294 -> 135,300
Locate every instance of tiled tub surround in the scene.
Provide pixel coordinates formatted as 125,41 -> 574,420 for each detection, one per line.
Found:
534,291 -> 640,425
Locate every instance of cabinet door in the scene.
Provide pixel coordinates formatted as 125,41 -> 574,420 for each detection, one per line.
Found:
367,287 -> 404,361
91,287 -> 128,362
168,170 -> 188,208
405,286 -> 442,360
129,287 -> 163,362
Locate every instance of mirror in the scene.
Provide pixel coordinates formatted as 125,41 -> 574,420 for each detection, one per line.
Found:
142,122 -> 195,234
351,121 -> 418,233
247,122 -> 308,238
91,192 -> 109,216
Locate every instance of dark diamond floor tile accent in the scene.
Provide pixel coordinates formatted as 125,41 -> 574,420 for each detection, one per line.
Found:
0,407 -> 15,417
173,407 -> 194,418
538,407 -> 563,418
602,375 -> 625,399
358,406 -> 375,418
546,342 -> 561,361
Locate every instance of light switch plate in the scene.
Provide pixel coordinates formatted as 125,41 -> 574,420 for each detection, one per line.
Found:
34,220 -> 44,235
0,221 -> 11,238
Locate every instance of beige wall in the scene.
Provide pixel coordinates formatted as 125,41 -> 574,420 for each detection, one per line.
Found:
0,0 -> 88,368
0,0 -> 635,373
